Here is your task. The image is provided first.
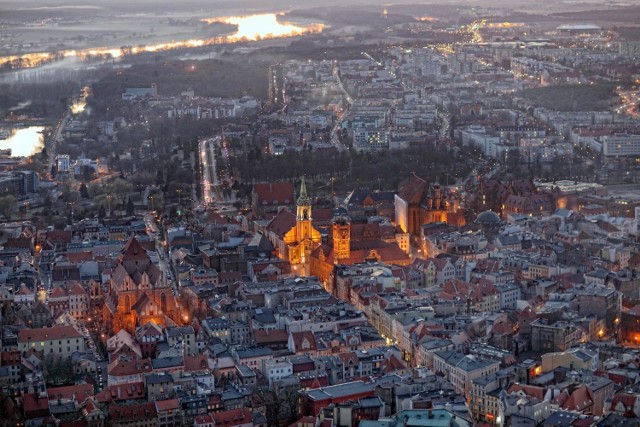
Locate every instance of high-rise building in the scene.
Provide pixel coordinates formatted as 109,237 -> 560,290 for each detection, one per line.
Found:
57,154 -> 70,173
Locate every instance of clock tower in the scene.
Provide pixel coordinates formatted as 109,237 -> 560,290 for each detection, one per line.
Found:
332,208 -> 351,263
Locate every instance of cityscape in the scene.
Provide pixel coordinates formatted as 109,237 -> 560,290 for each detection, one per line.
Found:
0,0 -> 639,426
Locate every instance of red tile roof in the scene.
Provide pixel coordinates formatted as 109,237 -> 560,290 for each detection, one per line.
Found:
507,383 -> 545,400
0,351 -> 20,366
109,402 -> 156,421
266,208 -> 296,237
22,393 -> 49,418
312,208 -> 333,224
337,352 -> 358,366
254,182 -> 295,206
120,236 -> 149,260
16,283 -> 33,296
5,237 -> 32,250
300,374 -> 329,389
562,386 -> 593,412
18,325 -> 82,343
155,398 -> 180,412
49,286 -> 68,299
381,354 -> 406,373
196,415 -> 214,425
610,394 -> 637,416
46,230 -> 72,244
66,252 -> 93,263
211,408 -> 253,427
290,331 -> 317,353
398,174 -> 427,205
98,382 -> 146,403
184,354 -> 211,372
68,282 -> 86,296
47,384 -> 94,403
108,358 -> 152,377
254,329 -> 289,345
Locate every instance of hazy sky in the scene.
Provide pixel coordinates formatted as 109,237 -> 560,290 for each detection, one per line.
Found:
2,0 -> 640,8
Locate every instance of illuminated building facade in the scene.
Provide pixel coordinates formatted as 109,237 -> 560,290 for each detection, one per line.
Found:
394,174 -> 465,237
103,236 -> 179,334
264,177 -> 322,265
310,208 -> 410,287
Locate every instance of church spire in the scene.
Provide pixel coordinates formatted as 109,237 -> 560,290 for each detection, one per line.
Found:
297,176 -> 310,206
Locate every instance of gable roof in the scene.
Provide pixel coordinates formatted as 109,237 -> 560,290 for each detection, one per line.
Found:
211,408 -> 253,427
562,386 -> 594,412
68,282 -> 86,296
155,398 -> 180,412
254,329 -> 289,345
266,209 -> 296,238
290,331 -> 317,352
398,174 -> 427,204
18,325 -> 82,343
47,383 -> 94,403
254,182 -> 295,206
120,235 -> 149,261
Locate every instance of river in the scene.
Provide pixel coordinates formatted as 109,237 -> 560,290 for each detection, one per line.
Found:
0,13 -> 325,70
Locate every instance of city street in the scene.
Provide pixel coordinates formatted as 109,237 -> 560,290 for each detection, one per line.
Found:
199,136 -> 222,204
331,61 -> 352,151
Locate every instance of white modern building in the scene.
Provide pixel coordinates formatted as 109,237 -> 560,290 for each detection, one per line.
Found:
602,134 -> 640,157
57,155 -> 70,173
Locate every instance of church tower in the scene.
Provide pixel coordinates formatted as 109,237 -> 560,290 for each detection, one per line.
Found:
332,208 -> 351,263
296,176 -> 313,262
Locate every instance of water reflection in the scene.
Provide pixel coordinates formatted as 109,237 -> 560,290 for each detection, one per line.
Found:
0,127 -> 45,157
0,13 -> 325,69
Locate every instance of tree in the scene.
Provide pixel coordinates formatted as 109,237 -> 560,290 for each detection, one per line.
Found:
0,390 -> 17,427
79,183 -> 90,199
43,355 -> 76,386
126,197 -> 134,216
0,195 -> 16,220
262,385 -> 299,426
82,165 -> 95,182
50,165 -> 56,178
156,169 -> 164,186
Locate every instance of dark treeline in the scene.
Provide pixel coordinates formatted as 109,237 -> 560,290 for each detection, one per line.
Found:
0,81 -> 81,118
231,144 -> 476,194
89,56 -> 270,117
519,84 -> 617,112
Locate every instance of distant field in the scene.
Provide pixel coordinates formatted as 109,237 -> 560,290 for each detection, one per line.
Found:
519,84 -> 617,112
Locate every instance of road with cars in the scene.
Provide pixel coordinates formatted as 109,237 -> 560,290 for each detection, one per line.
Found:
199,136 -> 223,204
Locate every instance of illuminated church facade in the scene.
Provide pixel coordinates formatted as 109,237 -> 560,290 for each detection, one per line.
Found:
394,174 -> 465,237
264,177 -> 322,265
103,236 -> 180,334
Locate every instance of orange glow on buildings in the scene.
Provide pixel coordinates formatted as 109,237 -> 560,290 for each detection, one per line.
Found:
417,16 -> 439,22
